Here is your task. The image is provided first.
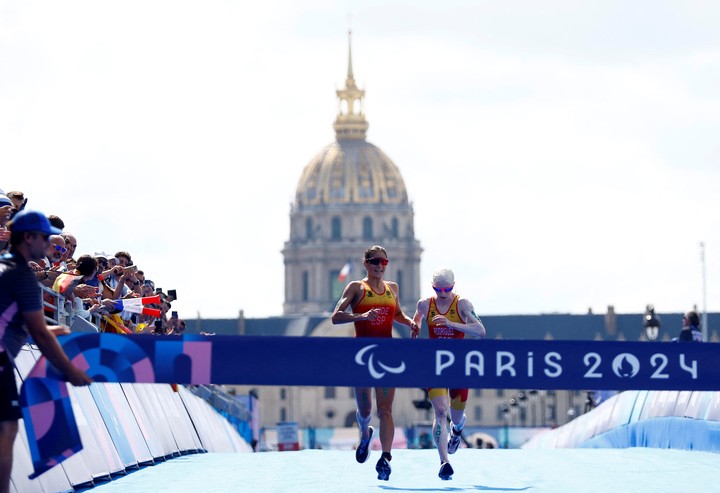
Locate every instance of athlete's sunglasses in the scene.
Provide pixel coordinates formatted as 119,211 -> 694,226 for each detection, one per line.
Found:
366,257 -> 389,266
433,286 -> 454,293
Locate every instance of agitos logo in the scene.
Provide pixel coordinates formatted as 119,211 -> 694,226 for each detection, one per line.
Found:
355,344 -> 407,379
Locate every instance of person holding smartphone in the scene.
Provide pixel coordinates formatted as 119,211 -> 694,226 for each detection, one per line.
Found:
331,245 -> 418,481
166,311 -> 181,335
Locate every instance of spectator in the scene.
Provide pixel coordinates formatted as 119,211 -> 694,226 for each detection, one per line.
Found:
678,311 -> 703,342
61,233 -> 78,270
0,210 -> 93,493
53,255 -> 105,321
0,194 -> 12,252
47,214 -> 65,231
5,191 -> 26,216
29,235 -> 67,287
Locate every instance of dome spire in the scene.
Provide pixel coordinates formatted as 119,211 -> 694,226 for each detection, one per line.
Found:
347,30 -> 354,81
333,30 -> 369,141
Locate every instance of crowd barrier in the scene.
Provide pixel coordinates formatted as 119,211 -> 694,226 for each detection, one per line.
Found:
522,389 -> 720,452
10,344 -> 252,493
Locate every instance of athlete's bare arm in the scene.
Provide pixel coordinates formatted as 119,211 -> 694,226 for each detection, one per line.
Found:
388,281 -> 419,333
455,298 -> 486,337
411,298 -> 431,339
332,280 -> 382,324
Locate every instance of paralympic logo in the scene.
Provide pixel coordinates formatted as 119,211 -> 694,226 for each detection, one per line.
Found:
355,344 -> 407,379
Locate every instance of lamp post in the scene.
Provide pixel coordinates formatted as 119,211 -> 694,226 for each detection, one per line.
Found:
518,391 -> 527,427
509,396 -> 518,427
700,242 -> 708,342
528,389 -> 538,427
643,304 -> 661,341
501,401 -> 510,448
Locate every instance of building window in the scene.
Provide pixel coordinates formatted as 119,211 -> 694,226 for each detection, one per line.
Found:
363,217 -> 373,240
302,271 -> 309,302
474,389 -> 483,397
305,218 -> 313,240
324,387 -> 336,399
496,389 -> 505,398
280,407 -> 287,422
280,388 -> 286,400
331,217 -> 341,240
391,217 -> 399,238
496,405 -> 506,421
349,388 -> 355,398
474,405 -> 483,421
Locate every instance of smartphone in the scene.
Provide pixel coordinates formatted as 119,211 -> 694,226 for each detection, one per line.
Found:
167,289 -> 177,300
171,311 -> 178,318
155,288 -> 162,294
153,320 -> 165,334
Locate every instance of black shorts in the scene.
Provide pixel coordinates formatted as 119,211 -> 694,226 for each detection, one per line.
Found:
0,352 -> 21,421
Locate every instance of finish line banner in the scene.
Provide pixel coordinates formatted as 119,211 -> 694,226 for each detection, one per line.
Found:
20,333 -> 720,477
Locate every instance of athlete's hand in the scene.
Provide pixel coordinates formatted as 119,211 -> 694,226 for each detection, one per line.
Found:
432,315 -> 449,326
363,308 -> 380,321
410,322 -> 420,339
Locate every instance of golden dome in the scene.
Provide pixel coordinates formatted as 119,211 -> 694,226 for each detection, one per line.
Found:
294,31 -> 409,207
295,140 -> 409,206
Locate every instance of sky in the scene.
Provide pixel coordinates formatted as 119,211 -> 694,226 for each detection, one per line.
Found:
2,0 -> 719,321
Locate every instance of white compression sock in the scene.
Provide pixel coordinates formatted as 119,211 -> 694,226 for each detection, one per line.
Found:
356,410 -> 371,430
453,413 -> 466,432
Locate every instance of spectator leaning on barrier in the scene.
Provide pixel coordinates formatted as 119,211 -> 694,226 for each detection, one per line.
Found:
47,214 -> 65,231
61,233 -> 78,270
0,194 -> 12,253
677,311 -> 703,342
0,210 -> 93,493
5,191 -> 26,218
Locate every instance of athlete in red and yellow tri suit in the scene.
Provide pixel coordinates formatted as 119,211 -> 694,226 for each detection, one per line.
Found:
426,294 -> 469,416
352,280 -> 397,338
331,245 -> 418,481
412,267 -> 486,480
427,295 -> 466,340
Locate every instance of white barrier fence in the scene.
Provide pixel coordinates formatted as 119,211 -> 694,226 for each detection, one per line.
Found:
10,345 -> 252,493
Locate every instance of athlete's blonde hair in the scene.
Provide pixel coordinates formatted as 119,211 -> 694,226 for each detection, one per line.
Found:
432,267 -> 455,285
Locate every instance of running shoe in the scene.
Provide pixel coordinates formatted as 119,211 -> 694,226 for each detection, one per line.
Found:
375,456 -> 391,481
438,461 -> 454,480
447,427 -> 462,454
355,426 -> 374,463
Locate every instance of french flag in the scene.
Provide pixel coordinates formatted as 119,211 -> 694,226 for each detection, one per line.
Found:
338,261 -> 352,282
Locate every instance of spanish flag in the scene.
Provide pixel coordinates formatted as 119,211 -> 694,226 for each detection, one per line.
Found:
52,272 -> 83,295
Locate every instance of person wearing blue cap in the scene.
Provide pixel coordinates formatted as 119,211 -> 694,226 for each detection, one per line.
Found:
0,210 -> 93,493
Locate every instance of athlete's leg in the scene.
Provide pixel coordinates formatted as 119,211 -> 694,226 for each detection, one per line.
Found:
0,420 -> 19,493
375,386 -> 396,455
447,389 -> 468,455
428,388 -> 450,464
354,387 -> 373,440
449,389 -> 469,432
